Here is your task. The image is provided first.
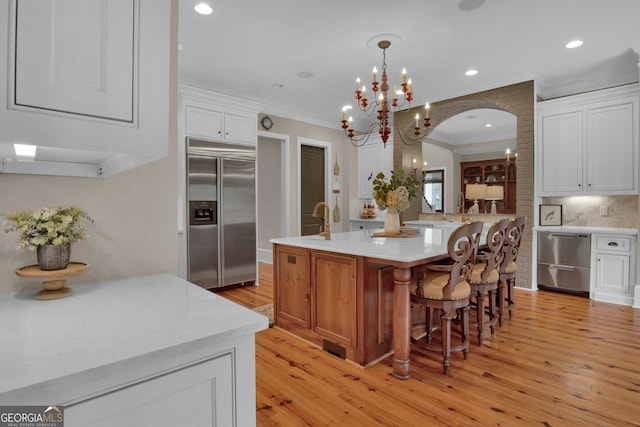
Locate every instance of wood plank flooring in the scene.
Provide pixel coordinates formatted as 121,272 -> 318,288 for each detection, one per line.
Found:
217,263 -> 640,426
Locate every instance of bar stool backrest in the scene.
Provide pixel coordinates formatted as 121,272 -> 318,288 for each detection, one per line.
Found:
500,216 -> 527,274
444,221 -> 484,299
480,218 -> 510,282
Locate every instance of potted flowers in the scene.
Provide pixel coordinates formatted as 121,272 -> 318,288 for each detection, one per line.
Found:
3,206 -> 92,270
371,170 -> 423,234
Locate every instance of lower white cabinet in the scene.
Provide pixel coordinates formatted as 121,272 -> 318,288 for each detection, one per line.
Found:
66,354 -> 233,427
592,234 -> 636,305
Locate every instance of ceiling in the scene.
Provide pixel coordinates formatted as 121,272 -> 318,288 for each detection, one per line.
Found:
179,0 -> 640,144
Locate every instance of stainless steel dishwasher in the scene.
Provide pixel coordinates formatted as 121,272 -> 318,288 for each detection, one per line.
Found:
537,231 -> 591,296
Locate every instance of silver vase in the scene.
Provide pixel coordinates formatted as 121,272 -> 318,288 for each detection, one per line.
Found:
37,244 -> 71,270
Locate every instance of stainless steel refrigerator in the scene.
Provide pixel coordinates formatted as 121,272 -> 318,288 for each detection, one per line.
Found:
186,138 -> 256,289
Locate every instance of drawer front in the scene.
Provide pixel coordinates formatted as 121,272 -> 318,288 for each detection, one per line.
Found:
595,235 -> 631,252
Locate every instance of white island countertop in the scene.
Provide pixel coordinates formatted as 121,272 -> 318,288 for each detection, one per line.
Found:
0,273 -> 268,404
271,226 -> 488,264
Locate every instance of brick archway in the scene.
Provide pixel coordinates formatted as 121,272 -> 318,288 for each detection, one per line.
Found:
394,81 -> 534,288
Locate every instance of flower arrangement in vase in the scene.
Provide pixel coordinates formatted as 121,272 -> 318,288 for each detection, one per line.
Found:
3,206 -> 92,270
371,170 -> 423,234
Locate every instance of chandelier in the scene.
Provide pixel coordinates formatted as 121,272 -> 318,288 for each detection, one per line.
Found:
341,40 -> 431,147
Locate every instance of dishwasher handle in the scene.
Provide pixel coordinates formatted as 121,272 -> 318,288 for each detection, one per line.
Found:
548,233 -> 590,239
548,264 -> 577,272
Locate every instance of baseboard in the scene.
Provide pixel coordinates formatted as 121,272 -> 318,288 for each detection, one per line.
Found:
258,248 -> 272,264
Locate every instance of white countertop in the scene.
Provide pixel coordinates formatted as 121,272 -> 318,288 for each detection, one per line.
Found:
271,226 -> 488,264
0,274 -> 268,401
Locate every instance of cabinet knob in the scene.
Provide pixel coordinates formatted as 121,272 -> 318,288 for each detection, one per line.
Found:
578,183 -> 581,188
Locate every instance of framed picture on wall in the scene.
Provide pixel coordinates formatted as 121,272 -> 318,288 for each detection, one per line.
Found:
539,204 -> 562,226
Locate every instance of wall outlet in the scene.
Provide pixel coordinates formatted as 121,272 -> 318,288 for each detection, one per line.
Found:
599,206 -> 609,216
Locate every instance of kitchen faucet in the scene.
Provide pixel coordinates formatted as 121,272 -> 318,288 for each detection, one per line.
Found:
312,202 -> 331,240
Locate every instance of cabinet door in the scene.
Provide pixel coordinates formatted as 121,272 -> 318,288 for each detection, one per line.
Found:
312,252 -> 357,348
595,253 -> 630,296
65,354 -> 233,427
357,143 -> 379,198
224,113 -> 256,144
540,111 -> 584,193
185,106 -> 222,139
586,103 -> 635,193
275,246 -> 311,327
13,0 -> 135,122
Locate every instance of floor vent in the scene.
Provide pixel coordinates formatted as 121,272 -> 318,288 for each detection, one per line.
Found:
322,339 -> 346,359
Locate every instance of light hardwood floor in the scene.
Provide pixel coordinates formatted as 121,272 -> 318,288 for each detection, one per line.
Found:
217,263 -> 640,426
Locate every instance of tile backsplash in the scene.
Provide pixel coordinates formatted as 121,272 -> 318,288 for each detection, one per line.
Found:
543,195 -> 638,228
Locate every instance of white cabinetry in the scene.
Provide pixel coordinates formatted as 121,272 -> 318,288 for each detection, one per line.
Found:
185,106 -> 256,145
357,136 -> 393,198
66,353 -> 234,427
0,274 -> 268,427
180,85 -> 260,146
592,234 -> 636,306
538,84 -> 639,196
0,0 -> 172,177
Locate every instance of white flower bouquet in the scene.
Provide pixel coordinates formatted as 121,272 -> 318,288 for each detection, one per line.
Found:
3,206 -> 92,250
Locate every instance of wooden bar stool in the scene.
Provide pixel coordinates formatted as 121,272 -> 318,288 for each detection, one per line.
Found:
497,216 -> 527,325
469,218 -> 509,345
411,221 -> 483,374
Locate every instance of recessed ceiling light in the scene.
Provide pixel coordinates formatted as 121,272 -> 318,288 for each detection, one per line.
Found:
465,69 -> 479,76
271,83 -> 284,89
297,71 -> 314,79
485,123 -> 493,128
194,3 -> 213,15
565,40 -> 583,49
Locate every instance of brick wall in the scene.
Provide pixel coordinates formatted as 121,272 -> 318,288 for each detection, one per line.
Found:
393,81 -> 535,288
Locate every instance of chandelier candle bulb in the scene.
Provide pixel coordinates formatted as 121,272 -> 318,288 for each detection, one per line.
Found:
506,148 -> 511,162
341,39 -> 430,146
423,161 -> 428,172
425,102 -> 430,118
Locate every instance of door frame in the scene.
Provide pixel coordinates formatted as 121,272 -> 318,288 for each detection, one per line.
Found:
296,137 -> 332,236
257,130 -> 291,262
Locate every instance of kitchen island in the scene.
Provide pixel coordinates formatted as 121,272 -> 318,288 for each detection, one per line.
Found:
0,274 -> 268,426
271,226 -> 485,379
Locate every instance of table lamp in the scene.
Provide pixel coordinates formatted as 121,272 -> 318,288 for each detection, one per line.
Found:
465,183 -> 487,214
485,185 -> 504,214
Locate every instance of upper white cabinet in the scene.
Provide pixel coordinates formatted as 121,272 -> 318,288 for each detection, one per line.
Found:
0,0 -> 172,177
14,0 -> 135,122
180,85 -> 261,146
357,135 -> 393,198
538,84 -> 639,196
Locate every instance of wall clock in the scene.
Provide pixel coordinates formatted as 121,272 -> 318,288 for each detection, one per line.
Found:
261,116 -> 273,130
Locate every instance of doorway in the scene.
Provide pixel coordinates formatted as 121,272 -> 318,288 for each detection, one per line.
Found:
297,137 -> 331,236
300,145 -> 325,235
